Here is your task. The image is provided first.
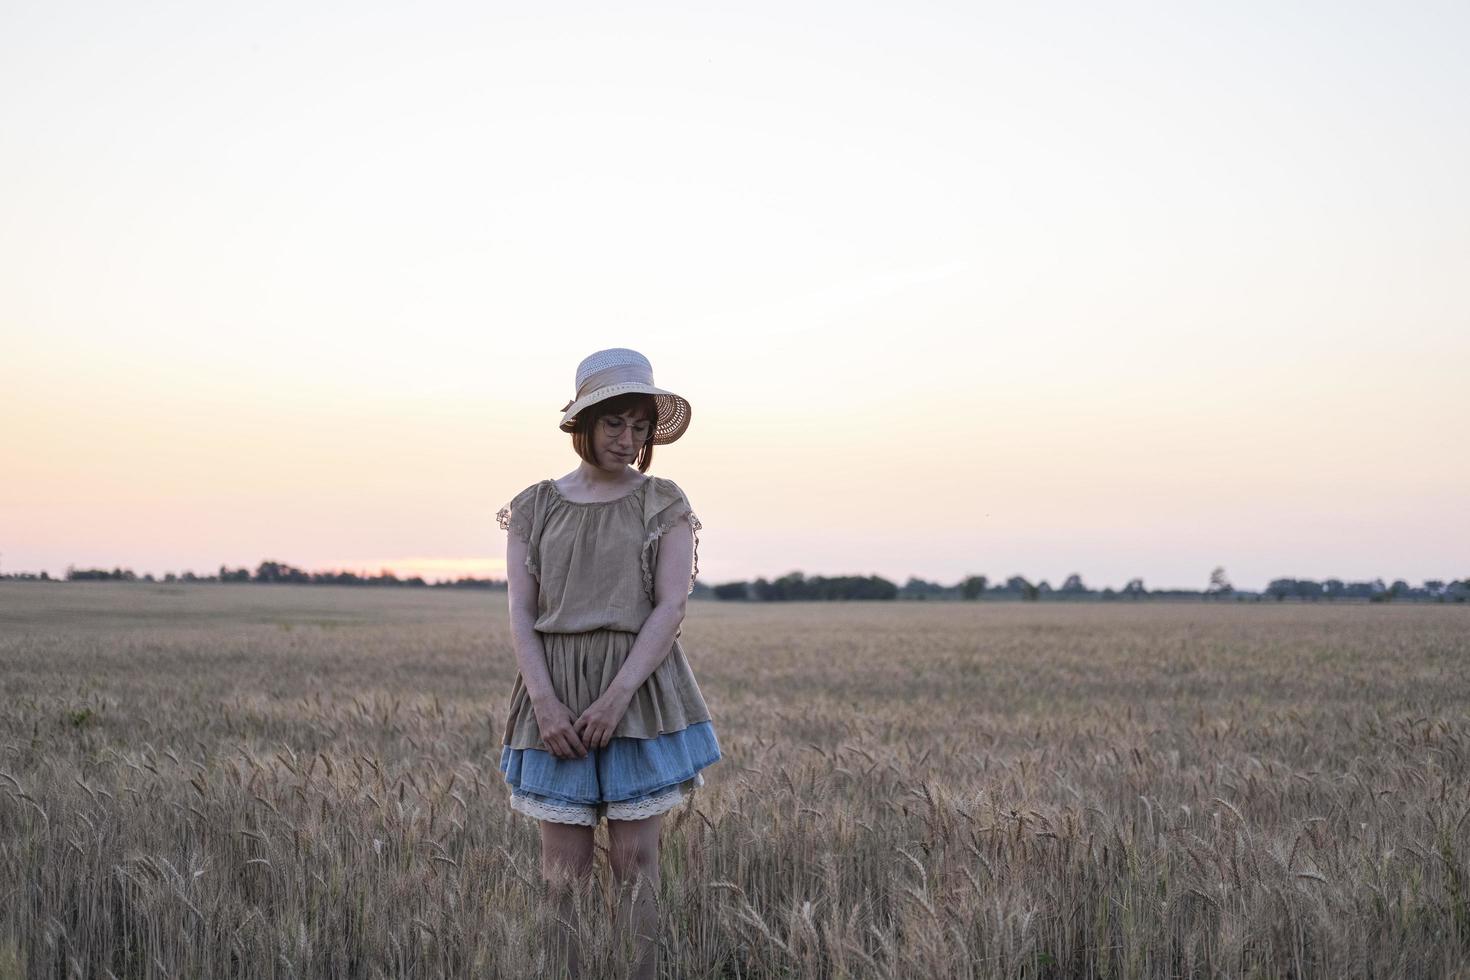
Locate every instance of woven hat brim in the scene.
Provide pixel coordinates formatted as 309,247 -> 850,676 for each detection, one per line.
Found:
558,383 -> 692,445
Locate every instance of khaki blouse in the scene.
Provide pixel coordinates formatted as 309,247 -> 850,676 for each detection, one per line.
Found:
496,476 -> 713,751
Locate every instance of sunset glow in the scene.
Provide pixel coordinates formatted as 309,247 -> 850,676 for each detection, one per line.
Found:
3,2 -> 1467,590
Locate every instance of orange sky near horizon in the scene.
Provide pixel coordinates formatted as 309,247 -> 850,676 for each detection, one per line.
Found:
3,2 -> 1468,591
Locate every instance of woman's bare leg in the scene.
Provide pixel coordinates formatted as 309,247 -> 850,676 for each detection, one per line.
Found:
607,814 -> 663,980
540,820 -> 596,978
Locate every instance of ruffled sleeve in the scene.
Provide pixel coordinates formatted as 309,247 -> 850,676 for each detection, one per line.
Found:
640,477 -> 702,601
496,482 -> 548,580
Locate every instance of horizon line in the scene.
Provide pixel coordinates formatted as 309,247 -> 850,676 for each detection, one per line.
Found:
1,559 -> 1461,595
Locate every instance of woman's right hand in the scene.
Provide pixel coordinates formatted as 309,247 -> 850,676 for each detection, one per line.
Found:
532,698 -> 588,760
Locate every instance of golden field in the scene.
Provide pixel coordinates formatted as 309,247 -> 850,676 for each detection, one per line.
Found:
2,583 -> 1469,978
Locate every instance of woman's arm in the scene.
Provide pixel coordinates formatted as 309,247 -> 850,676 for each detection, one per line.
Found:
506,529 -> 587,759
572,517 -> 694,749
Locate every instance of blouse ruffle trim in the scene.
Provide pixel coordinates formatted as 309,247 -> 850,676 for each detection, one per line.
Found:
496,483 -> 546,579
640,509 -> 702,602
639,478 -> 701,601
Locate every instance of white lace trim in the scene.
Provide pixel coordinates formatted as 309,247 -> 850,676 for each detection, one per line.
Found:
508,772 -> 705,826
606,771 -> 705,822
509,794 -> 598,826
606,787 -> 685,821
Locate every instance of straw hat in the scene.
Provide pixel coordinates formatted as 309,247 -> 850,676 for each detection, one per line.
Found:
558,348 -> 692,445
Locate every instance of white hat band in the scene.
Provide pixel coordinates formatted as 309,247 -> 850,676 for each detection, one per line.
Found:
559,362 -> 654,412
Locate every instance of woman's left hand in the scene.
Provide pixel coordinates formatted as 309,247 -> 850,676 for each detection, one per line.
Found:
573,688 -> 633,749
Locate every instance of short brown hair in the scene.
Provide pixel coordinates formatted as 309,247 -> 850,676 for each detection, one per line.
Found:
570,393 -> 658,472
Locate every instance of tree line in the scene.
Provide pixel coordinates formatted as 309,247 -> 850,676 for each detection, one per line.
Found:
708,568 -> 1470,602
1260,578 -> 1469,602
6,563 -> 1466,603
41,562 -> 508,590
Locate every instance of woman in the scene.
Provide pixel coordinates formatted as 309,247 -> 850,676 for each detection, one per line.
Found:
496,348 -> 721,979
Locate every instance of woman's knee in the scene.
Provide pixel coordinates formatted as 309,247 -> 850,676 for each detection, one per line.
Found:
542,853 -> 594,889
607,820 -> 661,881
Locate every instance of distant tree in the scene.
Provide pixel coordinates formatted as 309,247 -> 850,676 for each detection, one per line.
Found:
1060,573 -> 1087,594
901,577 -> 946,600
431,575 -> 505,591
960,575 -> 988,600
66,566 -> 133,581
745,572 -> 897,601
771,573 -> 803,600
1123,578 -> 1146,598
859,576 -> 899,600
713,581 -> 750,600
255,560 -> 310,584
1207,567 -> 1233,596
1266,578 -> 1323,601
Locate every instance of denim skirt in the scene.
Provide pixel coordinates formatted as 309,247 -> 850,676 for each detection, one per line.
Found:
498,720 -> 721,826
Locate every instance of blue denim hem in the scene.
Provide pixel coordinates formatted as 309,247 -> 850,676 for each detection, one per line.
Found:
499,720 -> 721,804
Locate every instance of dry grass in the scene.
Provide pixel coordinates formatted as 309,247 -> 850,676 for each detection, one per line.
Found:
2,583 -> 1470,978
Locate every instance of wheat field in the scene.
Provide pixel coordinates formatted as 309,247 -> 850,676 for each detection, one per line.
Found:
2,583 -> 1469,978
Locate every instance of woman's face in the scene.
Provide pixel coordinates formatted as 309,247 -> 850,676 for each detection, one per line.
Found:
591,408 -> 652,470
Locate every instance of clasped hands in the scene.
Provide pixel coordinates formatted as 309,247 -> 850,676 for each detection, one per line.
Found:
534,688 -> 633,760
574,687 -> 632,751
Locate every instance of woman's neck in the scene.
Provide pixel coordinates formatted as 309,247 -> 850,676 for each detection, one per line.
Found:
566,460 -> 643,491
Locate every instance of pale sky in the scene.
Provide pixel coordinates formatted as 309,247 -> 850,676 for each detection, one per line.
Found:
3,1 -> 1467,590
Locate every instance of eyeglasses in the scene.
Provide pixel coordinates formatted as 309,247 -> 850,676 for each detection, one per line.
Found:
599,416 -> 653,442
